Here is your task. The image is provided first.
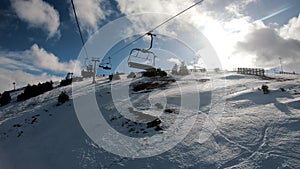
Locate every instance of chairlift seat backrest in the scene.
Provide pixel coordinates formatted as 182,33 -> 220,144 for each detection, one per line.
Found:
128,61 -> 155,70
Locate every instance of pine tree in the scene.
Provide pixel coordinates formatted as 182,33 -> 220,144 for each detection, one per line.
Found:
0,91 -> 11,106
171,64 -> 178,75
178,61 -> 190,75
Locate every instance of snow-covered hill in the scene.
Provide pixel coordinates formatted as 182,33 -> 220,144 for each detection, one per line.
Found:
0,72 -> 299,169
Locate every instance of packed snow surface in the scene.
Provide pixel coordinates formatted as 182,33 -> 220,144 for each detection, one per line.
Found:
0,72 -> 299,169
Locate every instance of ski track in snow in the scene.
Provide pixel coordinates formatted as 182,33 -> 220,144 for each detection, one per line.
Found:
0,72 -> 300,168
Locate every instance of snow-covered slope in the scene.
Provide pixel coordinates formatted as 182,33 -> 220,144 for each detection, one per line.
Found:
0,73 -> 299,169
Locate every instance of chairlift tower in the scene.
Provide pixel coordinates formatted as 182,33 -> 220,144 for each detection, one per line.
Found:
91,57 -> 100,84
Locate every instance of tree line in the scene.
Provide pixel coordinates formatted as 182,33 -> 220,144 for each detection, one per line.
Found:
17,81 -> 53,101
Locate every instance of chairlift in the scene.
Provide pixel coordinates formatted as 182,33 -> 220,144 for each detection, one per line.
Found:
99,57 -> 112,70
127,32 -> 157,71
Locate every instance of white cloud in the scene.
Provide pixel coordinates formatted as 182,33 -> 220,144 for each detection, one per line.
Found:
11,0 -> 60,38
231,14 -> 300,72
71,0 -> 107,34
279,14 -> 300,41
116,0 -> 182,15
167,58 -> 181,65
0,56 -> 41,72
235,28 -> 300,72
116,0 -> 196,37
0,68 -> 61,93
25,44 -> 80,73
0,44 -> 81,74
225,0 -> 257,17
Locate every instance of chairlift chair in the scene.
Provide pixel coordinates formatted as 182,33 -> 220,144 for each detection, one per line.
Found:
99,57 -> 112,70
99,64 -> 112,70
128,48 -> 156,71
127,32 -> 157,71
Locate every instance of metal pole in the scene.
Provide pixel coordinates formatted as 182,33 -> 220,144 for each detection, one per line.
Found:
93,61 -> 96,84
279,57 -> 283,73
91,58 -> 100,84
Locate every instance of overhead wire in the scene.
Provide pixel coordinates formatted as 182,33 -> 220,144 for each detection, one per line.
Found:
108,0 -> 205,59
70,0 -> 89,59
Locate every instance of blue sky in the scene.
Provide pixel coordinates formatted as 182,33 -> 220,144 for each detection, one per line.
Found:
0,0 -> 300,92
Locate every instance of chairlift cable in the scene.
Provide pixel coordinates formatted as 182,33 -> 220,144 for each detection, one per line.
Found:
148,0 -> 204,33
108,0 -> 204,58
71,0 -> 89,59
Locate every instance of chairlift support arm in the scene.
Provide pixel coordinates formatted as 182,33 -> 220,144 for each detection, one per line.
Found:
146,32 -> 156,50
